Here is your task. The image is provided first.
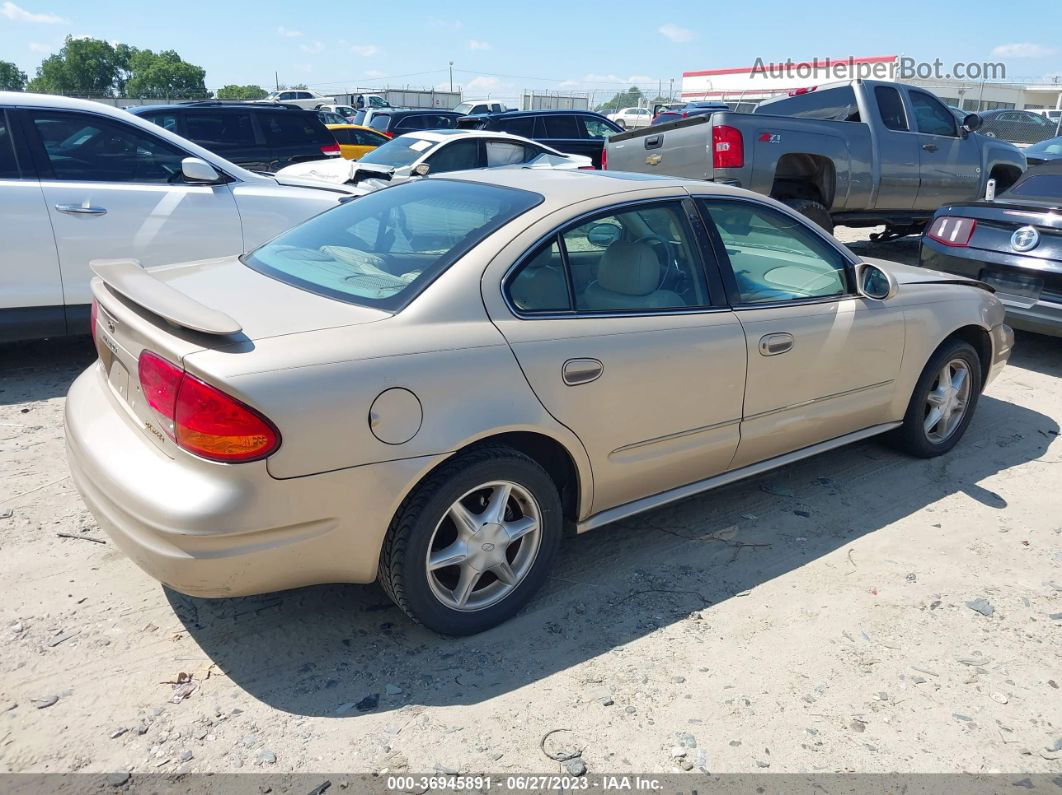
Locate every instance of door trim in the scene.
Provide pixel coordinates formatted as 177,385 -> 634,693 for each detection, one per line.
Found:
742,379 -> 894,421
576,421 -> 901,533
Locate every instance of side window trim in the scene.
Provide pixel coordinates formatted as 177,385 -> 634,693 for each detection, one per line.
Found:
691,194 -> 857,309
3,108 -> 36,179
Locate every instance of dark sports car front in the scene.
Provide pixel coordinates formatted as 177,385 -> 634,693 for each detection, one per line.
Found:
919,163 -> 1062,337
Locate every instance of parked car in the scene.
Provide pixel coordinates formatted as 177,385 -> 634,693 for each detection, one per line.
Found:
606,107 -> 652,129
66,169 -> 1011,634
318,103 -> 358,121
454,99 -> 508,115
605,80 -> 1027,237
651,101 -> 729,126
920,160 -> 1062,336
263,88 -> 336,110
363,109 -> 465,138
1023,135 -> 1062,166
0,92 -> 362,343
276,129 -> 592,189
977,109 -> 1060,146
456,109 -> 622,168
131,102 -> 340,172
354,93 -> 392,110
325,123 -> 391,160
317,110 -> 348,126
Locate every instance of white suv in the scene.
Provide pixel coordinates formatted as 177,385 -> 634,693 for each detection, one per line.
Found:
606,107 -> 652,129
0,92 -> 360,343
263,89 -> 336,110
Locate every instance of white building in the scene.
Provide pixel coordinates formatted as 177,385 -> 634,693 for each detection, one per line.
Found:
681,55 -> 1062,112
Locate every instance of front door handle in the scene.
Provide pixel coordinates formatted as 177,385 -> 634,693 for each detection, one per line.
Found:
759,333 -> 794,356
55,203 -> 107,216
562,358 -> 603,386
922,143 -> 939,152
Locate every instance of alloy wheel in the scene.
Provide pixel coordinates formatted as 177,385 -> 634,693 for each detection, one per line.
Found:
923,358 -> 972,443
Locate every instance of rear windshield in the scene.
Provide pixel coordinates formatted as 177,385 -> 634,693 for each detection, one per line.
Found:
1004,174 -> 1062,200
243,179 -> 543,311
358,136 -> 437,168
368,114 -> 392,132
261,112 -> 333,145
756,86 -> 860,121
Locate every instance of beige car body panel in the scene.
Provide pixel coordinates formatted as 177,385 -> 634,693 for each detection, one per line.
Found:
66,170 -> 1012,596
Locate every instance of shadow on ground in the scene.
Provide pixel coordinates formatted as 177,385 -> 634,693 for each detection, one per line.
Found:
0,336 -> 96,406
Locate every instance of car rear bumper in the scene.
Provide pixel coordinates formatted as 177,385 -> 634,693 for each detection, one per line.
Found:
65,363 -> 443,597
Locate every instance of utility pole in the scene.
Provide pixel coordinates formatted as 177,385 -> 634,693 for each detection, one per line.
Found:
669,77 -> 674,102
275,71 -> 279,91
449,61 -> 454,93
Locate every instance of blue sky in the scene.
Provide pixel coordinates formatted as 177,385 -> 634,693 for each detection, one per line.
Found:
2,0 -> 1060,104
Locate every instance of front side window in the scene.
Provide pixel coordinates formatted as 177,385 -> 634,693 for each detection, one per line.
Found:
143,112 -> 179,133
425,139 -> 482,173
29,111 -> 186,183
910,91 -> 958,137
244,179 -> 543,311
875,86 -> 908,131
700,200 -> 849,304
354,129 -> 389,147
581,117 -> 616,138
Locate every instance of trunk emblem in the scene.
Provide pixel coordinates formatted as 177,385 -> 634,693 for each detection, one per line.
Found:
1011,226 -> 1040,252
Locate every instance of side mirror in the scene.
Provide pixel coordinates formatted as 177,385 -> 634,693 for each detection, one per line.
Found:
586,223 -> 622,248
412,163 -> 431,177
962,113 -> 982,133
854,262 -> 898,301
181,157 -> 221,183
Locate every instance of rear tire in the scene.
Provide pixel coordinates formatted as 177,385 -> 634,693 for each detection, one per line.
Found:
615,119 -> 626,129
781,198 -> 834,234
889,339 -> 981,458
378,445 -> 562,635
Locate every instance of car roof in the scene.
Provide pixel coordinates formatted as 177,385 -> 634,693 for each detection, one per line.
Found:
373,109 -> 463,117
471,109 -> 604,118
129,101 -> 306,113
443,167 -> 737,201
325,124 -> 387,133
405,128 -> 545,143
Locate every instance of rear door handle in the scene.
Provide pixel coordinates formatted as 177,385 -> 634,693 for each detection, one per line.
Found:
759,333 -> 794,356
562,358 -> 603,386
921,143 -> 938,152
55,203 -> 107,216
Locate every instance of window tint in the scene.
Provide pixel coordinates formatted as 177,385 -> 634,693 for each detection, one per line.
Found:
184,111 -> 255,147
700,200 -> 849,304
279,92 -> 294,101
496,115 -> 536,137
245,179 -> 543,310
353,129 -> 388,147
756,86 -> 860,121
143,112 -> 179,133
581,116 -> 615,138
368,114 -> 391,132
0,113 -> 20,178
542,115 -> 580,138
1005,175 -> 1062,200
30,111 -> 186,183
507,238 -> 571,312
262,112 -> 330,145
910,91 -> 958,136
565,202 -> 709,311
330,128 -> 358,145
425,139 -> 482,173
875,86 -> 908,131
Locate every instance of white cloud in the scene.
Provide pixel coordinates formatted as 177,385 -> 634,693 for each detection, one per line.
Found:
300,40 -> 325,55
2,1 -> 64,23
658,23 -> 694,43
349,44 -> 380,57
28,41 -> 51,52
467,39 -> 491,50
276,26 -> 303,38
991,42 -> 1056,59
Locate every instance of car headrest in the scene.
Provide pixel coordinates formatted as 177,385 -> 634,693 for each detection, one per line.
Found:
596,241 -> 660,296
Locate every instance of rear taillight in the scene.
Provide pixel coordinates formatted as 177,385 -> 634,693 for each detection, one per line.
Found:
89,299 -> 98,345
600,146 -> 607,170
788,86 -> 818,97
927,216 -> 977,247
137,351 -> 280,462
681,111 -> 689,118
320,143 -> 341,156
712,125 -> 744,169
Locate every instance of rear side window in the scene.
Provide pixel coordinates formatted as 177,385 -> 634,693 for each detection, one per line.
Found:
0,112 -> 20,178
184,111 -> 255,146
368,114 -> 391,132
496,115 -> 536,137
542,115 -> 580,138
909,91 -> 958,137
424,139 -> 483,172
29,110 -> 186,183
875,86 -> 908,131
354,129 -> 388,146
757,86 -> 860,122
330,128 -> 358,145
262,112 -> 331,145
244,179 -> 543,311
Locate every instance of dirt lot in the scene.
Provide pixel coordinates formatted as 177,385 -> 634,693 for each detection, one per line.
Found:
1,230 -> 1060,777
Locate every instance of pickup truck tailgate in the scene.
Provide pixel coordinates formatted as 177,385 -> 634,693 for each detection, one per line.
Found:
605,116 -> 711,177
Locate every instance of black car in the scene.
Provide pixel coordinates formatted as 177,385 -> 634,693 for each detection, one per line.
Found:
920,160 -> 1062,337
130,101 -> 339,172
1023,135 -> 1062,166
977,109 -> 1059,145
359,109 -> 465,138
455,110 -> 621,168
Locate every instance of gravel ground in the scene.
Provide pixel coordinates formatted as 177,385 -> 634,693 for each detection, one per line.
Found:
1,230 -> 1059,776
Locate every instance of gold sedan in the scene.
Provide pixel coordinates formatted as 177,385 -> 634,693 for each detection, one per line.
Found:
326,123 -> 391,160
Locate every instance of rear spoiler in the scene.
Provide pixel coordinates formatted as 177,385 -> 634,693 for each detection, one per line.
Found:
91,259 -> 242,336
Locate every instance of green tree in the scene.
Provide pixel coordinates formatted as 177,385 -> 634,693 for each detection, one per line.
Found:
124,49 -> 208,99
27,36 -> 125,96
216,84 -> 268,100
0,60 -> 28,91
595,86 -> 646,113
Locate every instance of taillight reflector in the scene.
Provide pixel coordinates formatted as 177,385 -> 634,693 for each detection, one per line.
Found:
601,146 -> 607,170
712,125 -> 744,169
927,216 -> 977,247
137,351 -> 280,462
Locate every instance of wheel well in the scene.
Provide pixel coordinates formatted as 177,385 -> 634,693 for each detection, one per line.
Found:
989,165 -> 1021,193
770,153 -> 837,208
943,325 -> 992,390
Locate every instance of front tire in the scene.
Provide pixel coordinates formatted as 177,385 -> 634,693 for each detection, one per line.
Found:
615,119 -> 626,129
378,445 -> 562,635
890,340 -> 981,458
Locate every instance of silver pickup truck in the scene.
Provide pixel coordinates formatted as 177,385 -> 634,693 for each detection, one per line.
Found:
605,79 -> 1026,238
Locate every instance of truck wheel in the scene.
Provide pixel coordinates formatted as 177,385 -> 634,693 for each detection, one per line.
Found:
782,199 -> 834,234
615,119 -> 626,129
